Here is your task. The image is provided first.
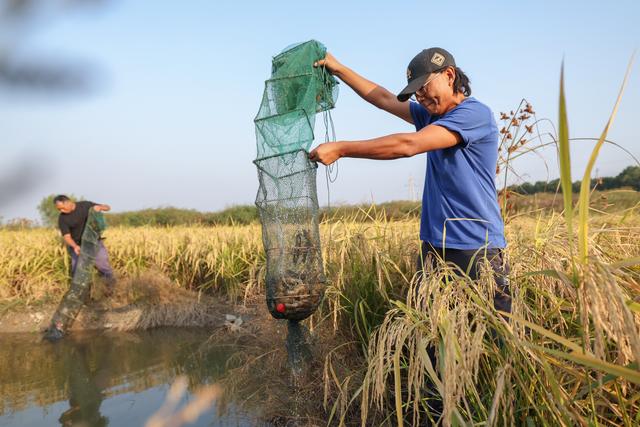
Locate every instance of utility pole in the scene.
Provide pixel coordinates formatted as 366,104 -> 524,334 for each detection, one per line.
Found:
406,174 -> 417,201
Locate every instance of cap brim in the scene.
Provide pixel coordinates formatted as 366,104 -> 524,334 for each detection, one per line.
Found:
396,74 -> 429,102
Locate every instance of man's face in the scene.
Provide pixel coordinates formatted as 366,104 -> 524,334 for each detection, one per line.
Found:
55,201 -> 75,214
414,67 -> 455,115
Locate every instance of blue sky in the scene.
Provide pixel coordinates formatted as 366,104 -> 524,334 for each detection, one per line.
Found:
1,0 -> 639,222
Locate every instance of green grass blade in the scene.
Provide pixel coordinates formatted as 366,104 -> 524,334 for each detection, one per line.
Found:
626,300 -> 640,314
529,343 -> 640,385
505,313 -> 583,352
557,61 -> 574,255
575,362 -> 639,399
609,256 -> 640,270
578,53 -> 635,263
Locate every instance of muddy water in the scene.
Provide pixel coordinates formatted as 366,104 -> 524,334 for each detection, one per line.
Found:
0,328 -> 257,426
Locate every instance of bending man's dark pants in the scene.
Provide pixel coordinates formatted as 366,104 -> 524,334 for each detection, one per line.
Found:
48,241 -> 115,334
417,242 -> 512,314
68,240 -> 114,283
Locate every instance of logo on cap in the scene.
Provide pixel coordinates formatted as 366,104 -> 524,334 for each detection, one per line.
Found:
431,52 -> 445,67
406,68 -> 412,80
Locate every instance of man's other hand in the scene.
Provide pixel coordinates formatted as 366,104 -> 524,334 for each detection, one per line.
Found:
313,52 -> 342,75
309,142 -> 342,166
93,204 -> 111,212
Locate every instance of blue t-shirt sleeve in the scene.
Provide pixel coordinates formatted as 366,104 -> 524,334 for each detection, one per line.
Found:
409,101 -> 430,131
431,101 -> 493,147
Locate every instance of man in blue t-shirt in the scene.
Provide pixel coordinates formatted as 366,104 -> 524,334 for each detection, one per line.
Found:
309,47 -> 510,313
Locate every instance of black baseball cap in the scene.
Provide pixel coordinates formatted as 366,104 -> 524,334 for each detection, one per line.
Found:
396,47 -> 456,102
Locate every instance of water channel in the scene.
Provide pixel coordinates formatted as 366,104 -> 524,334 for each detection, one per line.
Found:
0,327 -> 259,426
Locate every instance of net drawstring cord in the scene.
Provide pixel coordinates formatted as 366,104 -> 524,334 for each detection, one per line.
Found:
319,63 -> 338,265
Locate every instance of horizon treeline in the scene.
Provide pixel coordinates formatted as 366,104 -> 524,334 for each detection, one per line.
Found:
3,166 -> 637,228
507,165 -> 639,194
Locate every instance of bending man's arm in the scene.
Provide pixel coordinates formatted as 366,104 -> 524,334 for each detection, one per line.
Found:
309,125 -> 461,165
63,233 -> 81,255
316,52 -> 413,124
93,204 -> 110,212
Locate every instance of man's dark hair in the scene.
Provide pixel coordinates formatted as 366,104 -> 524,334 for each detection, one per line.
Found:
451,66 -> 471,96
53,194 -> 70,204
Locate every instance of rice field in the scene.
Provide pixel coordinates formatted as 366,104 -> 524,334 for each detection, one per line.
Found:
1,205 -> 639,425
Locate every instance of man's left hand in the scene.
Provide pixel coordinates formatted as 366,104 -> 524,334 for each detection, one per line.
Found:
309,142 -> 342,166
93,204 -> 111,212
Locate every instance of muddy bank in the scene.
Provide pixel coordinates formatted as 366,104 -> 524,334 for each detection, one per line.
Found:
0,299 -> 256,334
0,272 -> 259,334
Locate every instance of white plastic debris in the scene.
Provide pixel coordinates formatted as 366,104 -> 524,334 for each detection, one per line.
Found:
224,314 -> 244,332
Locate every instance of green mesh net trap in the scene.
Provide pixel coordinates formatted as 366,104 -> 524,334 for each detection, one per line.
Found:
48,209 -> 106,332
254,40 -> 338,321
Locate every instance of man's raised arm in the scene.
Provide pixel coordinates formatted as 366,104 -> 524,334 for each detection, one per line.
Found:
315,52 -> 413,124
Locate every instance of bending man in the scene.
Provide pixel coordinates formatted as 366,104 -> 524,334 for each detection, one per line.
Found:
54,195 -> 115,289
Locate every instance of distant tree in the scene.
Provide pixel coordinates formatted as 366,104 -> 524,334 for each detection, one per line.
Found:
509,166 -> 639,194
598,176 -> 619,190
38,194 -> 59,227
5,218 -> 36,229
617,166 -> 640,191
38,194 -> 78,227
571,180 -> 582,194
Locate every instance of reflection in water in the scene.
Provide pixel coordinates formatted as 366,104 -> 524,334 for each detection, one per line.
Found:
58,341 -> 108,427
0,328 -> 254,427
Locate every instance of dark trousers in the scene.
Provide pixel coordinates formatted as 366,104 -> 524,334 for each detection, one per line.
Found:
68,240 -> 115,283
417,242 -> 512,313
415,243 -> 512,420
